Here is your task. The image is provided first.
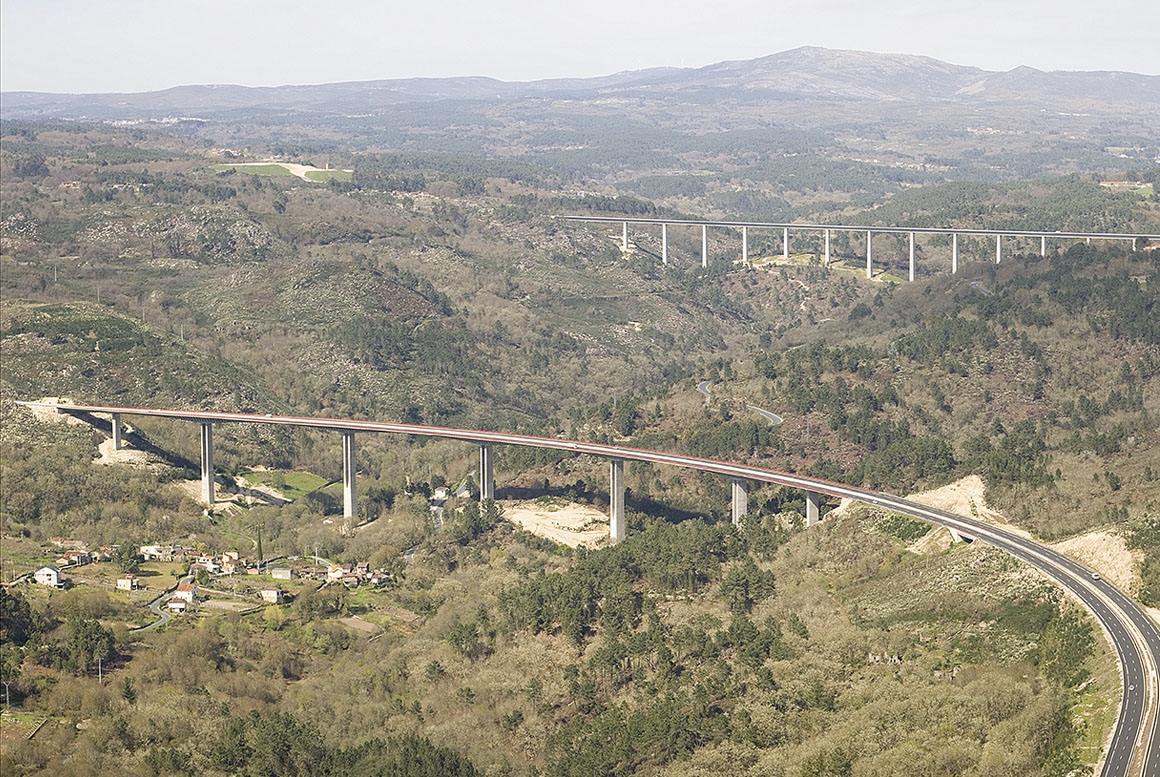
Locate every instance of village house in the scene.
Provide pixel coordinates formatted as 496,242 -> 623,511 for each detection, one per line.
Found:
260,588 -> 285,604
270,567 -> 294,581
50,538 -> 87,550
172,581 -> 198,603
326,563 -> 353,583
166,598 -> 187,613
33,565 -> 65,588
116,574 -> 142,591
56,549 -> 92,567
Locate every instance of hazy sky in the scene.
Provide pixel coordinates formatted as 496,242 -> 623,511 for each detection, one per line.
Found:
2,0 -> 1157,94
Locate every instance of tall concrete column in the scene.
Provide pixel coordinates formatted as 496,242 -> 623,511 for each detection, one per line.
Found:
783,227 -> 789,261
1041,235 -> 1047,257
200,423 -> 214,506
609,458 -> 625,543
622,221 -> 629,253
342,431 -> 357,522
995,234 -> 1002,264
742,226 -> 748,264
824,229 -> 831,265
908,232 -> 916,282
661,223 -> 668,266
952,233 -> 958,274
701,224 -> 708,268
479,444 -> 494,502
805,491 -> 821,527
866,231 -> 873,279
111,413 -> 123,451
731,479 -> 748,526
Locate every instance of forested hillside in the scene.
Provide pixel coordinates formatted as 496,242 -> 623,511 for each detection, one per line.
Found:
1,100 -> 1159,776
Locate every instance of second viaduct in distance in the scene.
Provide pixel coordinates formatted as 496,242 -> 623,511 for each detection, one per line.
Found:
558,215 -> 1159,282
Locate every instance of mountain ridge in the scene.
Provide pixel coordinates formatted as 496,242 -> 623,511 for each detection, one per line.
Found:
3,46 -> 1157,121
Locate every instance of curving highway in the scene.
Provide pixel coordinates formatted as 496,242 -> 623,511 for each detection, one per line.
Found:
39,403 -> 1160,776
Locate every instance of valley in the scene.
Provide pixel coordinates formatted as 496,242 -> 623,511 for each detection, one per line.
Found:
3,47 -> 1160,776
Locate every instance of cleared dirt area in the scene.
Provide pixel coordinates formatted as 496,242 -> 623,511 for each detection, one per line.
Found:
1053,530 -> 1142,595
503,499 -> 609,548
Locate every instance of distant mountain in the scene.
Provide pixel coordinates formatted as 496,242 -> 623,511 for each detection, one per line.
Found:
3,47 -> 1157,122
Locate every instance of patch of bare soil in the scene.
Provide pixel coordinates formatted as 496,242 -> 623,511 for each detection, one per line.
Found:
94,437 -> 149,467
21,397 -> 83,425
340,616 -> 384,635
503,499 -> 609,548
1053,531 -> 1142,595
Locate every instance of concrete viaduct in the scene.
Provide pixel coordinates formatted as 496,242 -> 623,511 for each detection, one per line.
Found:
558,216 -> 1160,282
34,401 -> 1160,776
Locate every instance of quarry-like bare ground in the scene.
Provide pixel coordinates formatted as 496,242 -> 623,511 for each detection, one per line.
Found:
502,500 -> 608,548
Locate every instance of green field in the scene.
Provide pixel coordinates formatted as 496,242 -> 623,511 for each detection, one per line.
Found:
304,169 -> 353,182
211,163 -> 294,176
239,469 -> 329,500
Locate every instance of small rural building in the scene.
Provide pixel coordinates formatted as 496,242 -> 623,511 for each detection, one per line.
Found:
33,565 -> 65,588
260,588 -> 285,604
172,581 -> 199,603
116,575 -> 142,591
270,567 -> 294,581
166,598 -> 187,613
57,550 -> 92,567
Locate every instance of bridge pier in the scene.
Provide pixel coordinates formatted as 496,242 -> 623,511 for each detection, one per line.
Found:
866,231 -> 873,279
111,413 -> 123,451
609,458 -> 625,543
479,444 -> 494,501
783,227 -> 789,261
824,228 -> 830,265
805,491 -> 821,527
200,422 -> 214,506
952,233 -> 958,274
1041,235 -> 1047,257
742,226 -> 748,264
909,232 -> 916,282
622,221 -> 629,253
662,223 -> 669,266
341,431 -> 357,522
702,225 -> 708,268
996,234 -> 1002,264
731,479 -> 748,526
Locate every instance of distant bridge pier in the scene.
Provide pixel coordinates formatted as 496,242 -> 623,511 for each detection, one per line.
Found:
805,491 -> 821,527
661,223 -> 669,266
996,234 -> 1002,264
111,413 -> 123,451
609,458 -> 625,543
866,231 -> 873,279
200,422 -> 214,506
909,232 -> 916,282
342,431 -> 357,521
702,225 -> 708,268
731,479 -> 748,526
1041,235 -> 1047,257
622,221 -> 629,253
479,444 -> 495,501
952,233 -> 958,274
824,228 -> 831,265
742,226 -> 748,264
783,227 -> 790,261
